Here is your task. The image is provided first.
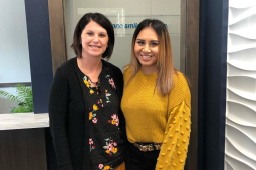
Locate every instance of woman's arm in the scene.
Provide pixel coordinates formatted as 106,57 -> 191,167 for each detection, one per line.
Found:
156,72 -> 191,170
155,102 -> 191,170
49,67 -> 73,170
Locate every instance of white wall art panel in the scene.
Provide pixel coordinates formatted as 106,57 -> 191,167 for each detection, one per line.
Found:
225,0 -> 256,170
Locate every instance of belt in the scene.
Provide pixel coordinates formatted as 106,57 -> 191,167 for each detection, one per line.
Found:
132,142 -> 162,152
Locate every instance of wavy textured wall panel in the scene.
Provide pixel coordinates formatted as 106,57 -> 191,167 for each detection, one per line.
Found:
225,0 -> 256,170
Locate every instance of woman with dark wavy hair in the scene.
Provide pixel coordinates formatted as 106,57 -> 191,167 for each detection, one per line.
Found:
49,12 -> 125,170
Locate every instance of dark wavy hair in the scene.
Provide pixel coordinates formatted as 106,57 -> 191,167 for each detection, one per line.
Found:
71,12 -> 114,60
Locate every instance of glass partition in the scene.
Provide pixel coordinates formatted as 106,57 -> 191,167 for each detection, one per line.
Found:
64,0 -> 181,69
0,0 -> 31,113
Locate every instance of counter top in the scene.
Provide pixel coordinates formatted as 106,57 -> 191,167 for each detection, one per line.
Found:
0,113 -> 49,130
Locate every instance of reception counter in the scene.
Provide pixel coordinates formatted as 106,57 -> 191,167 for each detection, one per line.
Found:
0,113 -> 49,130
0,113 -> 49,170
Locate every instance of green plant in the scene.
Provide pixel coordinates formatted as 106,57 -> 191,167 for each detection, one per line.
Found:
0,84 -> 33,113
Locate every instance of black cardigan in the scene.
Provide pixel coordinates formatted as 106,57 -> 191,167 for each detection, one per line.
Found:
48,57 -> 124,170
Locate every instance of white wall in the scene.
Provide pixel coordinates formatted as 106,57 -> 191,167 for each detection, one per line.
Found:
0,0 -> 31,113
64,0 -> 181,69
225,0 -> 256,169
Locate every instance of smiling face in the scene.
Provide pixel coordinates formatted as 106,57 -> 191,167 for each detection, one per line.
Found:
80,20 -> 109,58
134,27 -> 159,73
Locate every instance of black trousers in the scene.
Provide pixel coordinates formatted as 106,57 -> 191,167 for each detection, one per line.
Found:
125,142 -> 160,170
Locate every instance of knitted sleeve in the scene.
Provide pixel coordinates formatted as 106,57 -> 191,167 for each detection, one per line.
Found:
155,102 -> 191,170
110,65 -> 126,141
155,72 -> 191,170
48,66 -> 73,170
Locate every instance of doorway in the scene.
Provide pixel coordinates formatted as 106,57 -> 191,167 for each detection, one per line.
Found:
48,0 -> 199,169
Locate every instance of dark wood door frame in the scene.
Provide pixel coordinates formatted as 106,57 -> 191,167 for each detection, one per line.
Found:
181,0 -> 200,170
48,1 -> 200,169
48,0 -> 67,75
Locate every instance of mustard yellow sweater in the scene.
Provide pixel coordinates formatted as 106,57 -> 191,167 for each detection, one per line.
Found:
121,67 -> 191,170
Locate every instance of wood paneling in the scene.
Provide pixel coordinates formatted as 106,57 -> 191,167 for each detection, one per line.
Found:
48,0 -> 67,74
0,128 -> 47,170
181,0 -> 200,170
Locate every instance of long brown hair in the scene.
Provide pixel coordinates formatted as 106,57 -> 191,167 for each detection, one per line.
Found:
128,19 -> 176,95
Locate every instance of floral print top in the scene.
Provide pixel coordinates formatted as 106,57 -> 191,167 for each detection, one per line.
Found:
79,61 -> 124,170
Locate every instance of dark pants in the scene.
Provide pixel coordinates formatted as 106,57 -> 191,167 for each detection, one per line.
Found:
125,142 -> 160,170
